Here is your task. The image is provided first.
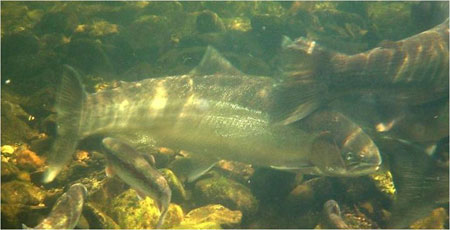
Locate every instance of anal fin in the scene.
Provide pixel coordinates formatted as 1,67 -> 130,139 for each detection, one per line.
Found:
169,155 -> 218,183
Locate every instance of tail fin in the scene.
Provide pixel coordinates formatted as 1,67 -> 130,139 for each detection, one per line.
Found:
272,36 -> 334,125
378,137 -> 449,228
22,223 -> 32,229
42,65 -> 86,183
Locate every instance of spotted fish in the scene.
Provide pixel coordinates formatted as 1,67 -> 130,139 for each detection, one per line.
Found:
42,47 -> 382,184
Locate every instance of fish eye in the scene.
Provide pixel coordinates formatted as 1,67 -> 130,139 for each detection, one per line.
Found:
344,151 -> 355,161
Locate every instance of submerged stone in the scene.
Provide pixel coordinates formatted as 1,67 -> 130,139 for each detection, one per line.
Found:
175,204 -> 242,229
1,161 -> 21,181
410,207 -> 449,229
1,180 -> 46,205
194,171 -> 258,216
196,10 -> 225,33
109,189 -> 183,229
83,202 -> 120,229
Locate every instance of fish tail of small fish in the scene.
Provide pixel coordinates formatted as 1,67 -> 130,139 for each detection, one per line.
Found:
272,36 -> 334,125
22,223 -> 33,229
155,207 -> 168,229
42,65 -> 86,184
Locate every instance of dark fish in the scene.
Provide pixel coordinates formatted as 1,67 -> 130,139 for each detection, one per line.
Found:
276,18 -> 449,125
323,199 -> 349,229
102,137 -> 171,229
42,47 -> 382,184
376,136 -> 449,228
298,109 -> 382,176
23,183 -> 87,229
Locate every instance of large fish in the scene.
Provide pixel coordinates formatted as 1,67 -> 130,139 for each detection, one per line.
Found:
276,18 -> 449,125
102,137 -> 171,229
23,183 -> 87,229
42,47 -> 382,184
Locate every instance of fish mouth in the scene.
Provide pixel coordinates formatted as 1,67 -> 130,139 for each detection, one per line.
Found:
347,160 -> 382,175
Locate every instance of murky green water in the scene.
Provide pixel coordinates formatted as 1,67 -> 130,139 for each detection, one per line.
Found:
1,2 -> 449,229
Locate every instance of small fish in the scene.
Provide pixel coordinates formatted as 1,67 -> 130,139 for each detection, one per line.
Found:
102,137 -> 171,229
23,183 -> 87,229
42,46 -> 382,185
323,199 -> 349,229
276,18 -> 449,124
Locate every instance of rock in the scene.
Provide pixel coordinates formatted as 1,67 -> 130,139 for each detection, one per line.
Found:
75,20 -> 119,37
15,145 -> 45,171
341,205 -> 378,229
109,189 -> 183,229
225,17 -> 251,32
216,160 -> 254,184
125,15 -> 171,51
286,177 -> 335,213
369,170 -> 396,200
1,30 -> 40,57
1,99 -> 39,145
196,10 -> 225,33
1,161 -> 21,181
194,171 -> 258,216
250,14 -> 284,51
1,180 -> 46,205
34,5 -> 79,35
87,176 -> 128,208
175,204 -> 242,229
1,145 -> 17,155
159,168 -> 187,203
410,207 -> 449,229
367,2 -> 416,41
65,38 -> 114,75
83,202 -> 120,229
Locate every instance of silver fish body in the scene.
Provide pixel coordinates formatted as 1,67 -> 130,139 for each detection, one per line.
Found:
23,183 -> 87,229
42,47 -> 382,184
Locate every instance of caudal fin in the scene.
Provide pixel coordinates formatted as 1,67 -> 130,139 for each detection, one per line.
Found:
272,36 -> 334,125
378,137 -> 449,228
42,65 -> 86,183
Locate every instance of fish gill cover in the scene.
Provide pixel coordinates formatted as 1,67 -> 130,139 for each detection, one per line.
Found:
1,1 -> 449,229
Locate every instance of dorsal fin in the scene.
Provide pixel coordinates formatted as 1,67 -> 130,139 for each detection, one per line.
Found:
189,46 -> 243,76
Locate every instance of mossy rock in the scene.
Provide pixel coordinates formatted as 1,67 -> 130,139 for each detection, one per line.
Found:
83,202 -> 120,229
410,208 -> 449,229
174,204 -> 242,229
1,161 -> 21,181
1,180 -> 46,205
109,189 -> 183,229
367,2 -> 416,40
194,172 -> 258,216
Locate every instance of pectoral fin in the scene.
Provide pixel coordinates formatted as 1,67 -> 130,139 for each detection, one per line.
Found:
169,156 -> 218,183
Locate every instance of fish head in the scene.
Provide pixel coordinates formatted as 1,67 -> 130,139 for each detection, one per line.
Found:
70,183 -> 88,199
338,130 -> 382,176
309,129 -> 382,177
